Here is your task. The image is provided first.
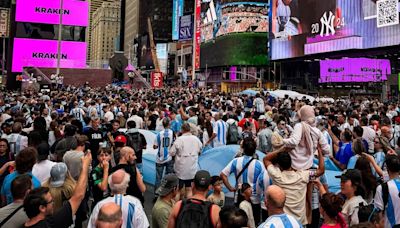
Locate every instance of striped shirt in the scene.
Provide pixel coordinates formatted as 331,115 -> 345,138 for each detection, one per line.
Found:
88,194 -> 149,228
70,107 -> 85,122
213,120 -> 228,147
258,213 -> 303,228
256,169 -> 272,210
374,178 -> 400,227
253,97 -> 265,113
154,129 -> 174,164
221,155 -> 265,204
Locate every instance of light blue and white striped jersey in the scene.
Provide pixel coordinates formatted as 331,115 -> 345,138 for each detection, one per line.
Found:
221,155 -> 265,204
70,107 -> 85,122
88,194 -> 149,228
256,169 -> 272,210
87,106 -> 98,117
374,178 -> 400,227
258,213 -> 303,228
154,128 -> 174,164
213,120 -> 227,147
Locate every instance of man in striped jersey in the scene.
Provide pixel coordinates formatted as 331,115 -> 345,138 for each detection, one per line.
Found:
220,138 -> 264,225
153,118 -> 175,198
88,169 -> 149,228
70,101 -> 85,123
258,185 -> 303,228
213,113 -> 228,147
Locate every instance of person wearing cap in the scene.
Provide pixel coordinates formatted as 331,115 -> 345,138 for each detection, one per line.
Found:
88,169 -> 149,228
153,118 -> 175,199
95,202 -> 123,228
23,152 -> 92,228
168,170 -> 221,228
43,163 -> 76,212
1,147 -> 41,206
152,174 -> 179,228
374,154 -> 400,227
169,122 -> 203,199
257,115 -> 273,153
32,142 -> 56,184
90,147 -> 111,207
336,169 -> 367,226
111,134 -> 127,166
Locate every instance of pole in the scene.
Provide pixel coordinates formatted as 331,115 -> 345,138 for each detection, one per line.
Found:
56,0 -> 64,76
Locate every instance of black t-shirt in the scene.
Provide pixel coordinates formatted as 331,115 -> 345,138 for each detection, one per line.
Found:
110,164 -> 144,203
85,127 -> 104,159
148,114 -> 159,130
24,201 -> 73,228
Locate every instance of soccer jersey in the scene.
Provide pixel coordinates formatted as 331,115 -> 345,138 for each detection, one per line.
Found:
256,169 -> 273,210
374,178 -> 400,227
88,194 -> 149,228
221,155 -> 264,204
258,213 -> 303,228
213,120 -> 227,147
154,129 -> 174,164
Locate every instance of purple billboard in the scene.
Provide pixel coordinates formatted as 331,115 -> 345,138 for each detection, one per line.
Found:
271,0 -> 400,60
12,38 -> 87,72
319,58 -> 390,83
16,0 -> 89,27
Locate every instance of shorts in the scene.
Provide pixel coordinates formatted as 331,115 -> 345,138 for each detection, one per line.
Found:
179,179 -> 193,188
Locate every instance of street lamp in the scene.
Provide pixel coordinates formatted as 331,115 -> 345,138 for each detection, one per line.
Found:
56,0 -> 64,76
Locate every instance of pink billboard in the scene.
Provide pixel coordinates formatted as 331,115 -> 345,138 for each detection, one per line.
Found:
16,0 -> 89,27
12,38 -> 87,72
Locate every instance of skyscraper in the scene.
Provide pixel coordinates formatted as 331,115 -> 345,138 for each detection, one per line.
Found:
90,1 -> 120,68
124,0 -> 139,65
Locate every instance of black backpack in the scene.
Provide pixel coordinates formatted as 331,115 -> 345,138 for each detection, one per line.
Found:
176,198 -> 214,228
126,132 -> 143,153
227,123 -> 239,145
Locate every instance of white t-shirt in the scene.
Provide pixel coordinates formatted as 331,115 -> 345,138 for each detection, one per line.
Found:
239,200 -> 255,228
104,111 -> 114,122
362,126 -> 376,154
342,195 -> 367,226
32,160 -> 57,184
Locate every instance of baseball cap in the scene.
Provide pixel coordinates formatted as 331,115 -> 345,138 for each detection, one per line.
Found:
335,169 -> 362,184
194,170 -> 211,188
114,135 -> 127,144
50,163 -> 68,188
156,174 -> 179,196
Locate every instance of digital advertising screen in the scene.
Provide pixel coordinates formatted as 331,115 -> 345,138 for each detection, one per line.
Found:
12,38 -> 87,72
15,0 -> 89,27
319,58 -> 390,83
270,0 -> 400,60
200,0 -> 269,67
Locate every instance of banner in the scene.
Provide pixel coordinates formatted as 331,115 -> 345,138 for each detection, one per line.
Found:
194,0 -> 201,70
12,38 -> 87,72
0,8 -> 9,37
172,0 -> 184,40
179,15 -> 193,40
16,0 -> 89,27
271,0 -> 400,60
151,71 -> 163,88
319,58 -> 390,83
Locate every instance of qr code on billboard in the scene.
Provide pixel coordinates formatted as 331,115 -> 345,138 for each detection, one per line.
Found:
377,0 -> 399,27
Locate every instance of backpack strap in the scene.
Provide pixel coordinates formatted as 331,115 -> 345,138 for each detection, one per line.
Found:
0,205 -> 23,227
382,182 -> 389,212
235,158 -> 255,184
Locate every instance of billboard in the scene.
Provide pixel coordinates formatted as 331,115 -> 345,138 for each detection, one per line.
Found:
270,0 -> 400,60
172,0 -> 184,40
151,72 -> 163,88
194,0 -> 201,70
12,38 -> 87,72
319,58 -> 390,83
15,0 -> 89,27
200,1 -> 268,42
156,43 -> 168,74
179,15 -> 193,40
0,8 -> 9,37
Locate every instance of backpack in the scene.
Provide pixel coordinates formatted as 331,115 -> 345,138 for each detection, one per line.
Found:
227,122 -> 239,144
176,198 -> 213,228
126,132 -> 143,153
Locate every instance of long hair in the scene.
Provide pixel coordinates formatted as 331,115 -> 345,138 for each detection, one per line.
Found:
0,138 -> 13,160
355,156 -> 377,199
205,121 -> 213,139
352,138 -> 366,155
43,172 -> 76,212
320,193 -> 346,228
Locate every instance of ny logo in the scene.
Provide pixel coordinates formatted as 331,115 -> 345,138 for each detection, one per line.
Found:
320,11 -> 335,37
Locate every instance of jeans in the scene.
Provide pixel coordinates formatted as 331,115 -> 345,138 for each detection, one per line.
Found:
154,160 -> 174,196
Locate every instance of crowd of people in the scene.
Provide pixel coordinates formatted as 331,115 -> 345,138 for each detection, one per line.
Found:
0,84 -> 399,228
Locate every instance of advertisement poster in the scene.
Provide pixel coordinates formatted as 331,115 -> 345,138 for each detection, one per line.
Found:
12,38 -> 87,72
156,43 -> 168,74
194,0 -> 201,70
16,0 -> 89,27
151,71 -> 163,88
270,0 -> 400,60
179,15 -> 193,40
172,0 -> 184,40
319,58 -> 390,83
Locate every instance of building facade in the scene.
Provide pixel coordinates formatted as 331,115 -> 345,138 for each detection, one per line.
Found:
124,0 -> 139,66
90,1 -> 120,68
